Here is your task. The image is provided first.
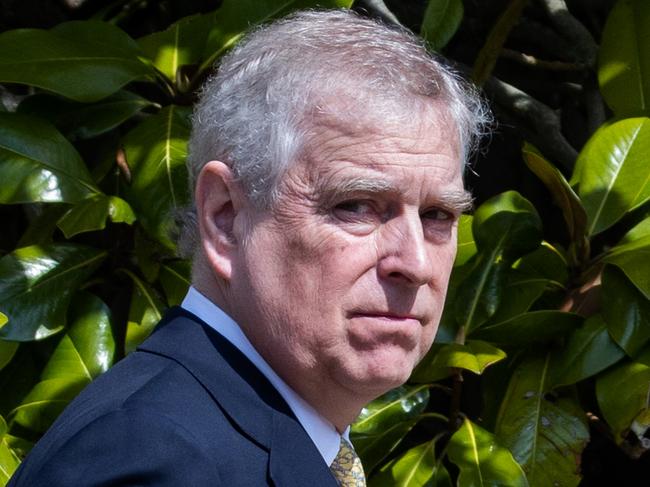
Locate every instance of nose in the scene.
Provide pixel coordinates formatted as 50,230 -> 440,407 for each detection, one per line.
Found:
377,211 -> 435,287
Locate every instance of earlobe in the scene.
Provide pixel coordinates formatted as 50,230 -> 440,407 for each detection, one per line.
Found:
195,161 -> 243,281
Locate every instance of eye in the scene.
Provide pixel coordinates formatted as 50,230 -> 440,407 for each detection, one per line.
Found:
422,208 -> 453,222
331,199 -> 379,223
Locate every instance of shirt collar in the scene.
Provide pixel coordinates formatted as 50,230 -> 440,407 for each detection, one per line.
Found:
181,286 -> 347,465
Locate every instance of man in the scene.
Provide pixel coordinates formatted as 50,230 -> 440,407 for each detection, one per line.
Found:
9,9 -> 488,486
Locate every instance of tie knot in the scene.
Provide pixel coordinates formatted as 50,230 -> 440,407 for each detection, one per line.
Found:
330,437 -> 366,486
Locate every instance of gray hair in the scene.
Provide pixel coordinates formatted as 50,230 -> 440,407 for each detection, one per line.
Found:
178,9 -> 490,256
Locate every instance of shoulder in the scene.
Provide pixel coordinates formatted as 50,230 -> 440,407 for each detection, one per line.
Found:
10,405 -> 223,486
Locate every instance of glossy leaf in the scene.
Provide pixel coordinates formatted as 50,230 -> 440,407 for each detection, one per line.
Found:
11,293 -> 115,432
360,420 -> 421,477
200,0 -> 354,72
550,315 -> 626,387
159,260 -> 191,306
456,215 -> 476,266
370,438 -> 451,487
522,144 -> 587,241
0,112 -> 98,204
0,340 -> 18,372
456,191 -> 542,333
573,118 -> 650,236
420,0 -> 464,51
352,387 -> 431,472
0,416 -> 20,486
597,347 -> 650,442
514,242 -> 569,285
473,311 -> 582,347
57,195 -> 136,238
495,355 -> 589,487
602,265 -> 650,356
411,340 -> 506,382
598,0 -> 650,117
618,216 -> 650,246
17,91 -> 153,140
139,13 -> 213,86
121,105 -> 191,248
124,270 -> 165,354
486,270 -> 550,325
448,417 -> 529,487
604,236 -> 650,299
0,21 -> 153,102
353,385 -> 429,436
0,244 -> 107,341
11,378 -> 87,433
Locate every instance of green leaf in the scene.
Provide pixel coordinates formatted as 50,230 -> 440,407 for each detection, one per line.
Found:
0,21 -> 154,102
448,418 -> 529,487
200,0 -> 354,72
0,416 -> 20,486
523,143 -> 587,242
121,105 -> 191,248
598,0 -> 650,117
514,242 -> 569,285
473,311 -> 583,347
139,13 -> 213,86
471,0 -> 528,86
456,215 -> 476,267
0,340 -> 18,372
42,293 -> 115,380
159,260 -> 191,306
618,215 -> 650,246
0,244 -> 107,341
352,385 -> 430,473
352,385 -> 429,437
495,355 -> 589,487
124,270 -> 164,354
11,378 -> 87,433
604,234 -> 650,299
602,265 -> 650,356
370,437 -> 452,487
0,112 -> 99,203
411,340 -> 506,382
17,91 -> 153,140
486,271 -> 551,325
57,195 -> 136,238
597,347 -> 650,442
420,0 -> 464,51
550,315 -> 626,387
455,191 -> 542,333
11,293 -> 115,433
573,117 -> 650,236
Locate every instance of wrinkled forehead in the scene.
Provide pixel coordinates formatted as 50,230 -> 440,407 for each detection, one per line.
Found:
300,93 -> 462,167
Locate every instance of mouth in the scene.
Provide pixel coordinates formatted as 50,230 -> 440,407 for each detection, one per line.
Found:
349,311 -> 424,325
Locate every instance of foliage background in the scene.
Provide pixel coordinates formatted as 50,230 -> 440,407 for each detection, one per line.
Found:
0,0 -> 649,485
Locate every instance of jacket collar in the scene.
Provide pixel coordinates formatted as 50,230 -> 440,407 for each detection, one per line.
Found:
137,307 -> 338,486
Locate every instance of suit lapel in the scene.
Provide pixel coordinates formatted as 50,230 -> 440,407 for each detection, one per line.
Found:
138,308 -> 337,485
269,412 -> 339,486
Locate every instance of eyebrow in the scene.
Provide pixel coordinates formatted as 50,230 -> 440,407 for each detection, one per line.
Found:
316,176 -> 474,214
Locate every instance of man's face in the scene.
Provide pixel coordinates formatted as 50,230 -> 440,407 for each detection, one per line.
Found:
229,109 -> 468,406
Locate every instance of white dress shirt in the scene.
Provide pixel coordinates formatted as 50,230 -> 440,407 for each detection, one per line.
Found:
181,286 -> 348,466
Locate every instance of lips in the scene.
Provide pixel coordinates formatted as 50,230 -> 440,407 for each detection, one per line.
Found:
348,311 -> 424,325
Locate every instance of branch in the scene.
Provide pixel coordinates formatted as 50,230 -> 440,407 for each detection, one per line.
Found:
537,0 -> 598,67
500,48 -> 587,71
484,75 -> 578,171
353,0 -> 403,28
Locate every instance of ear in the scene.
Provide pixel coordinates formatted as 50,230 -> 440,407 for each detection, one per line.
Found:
195,161 -> 246,281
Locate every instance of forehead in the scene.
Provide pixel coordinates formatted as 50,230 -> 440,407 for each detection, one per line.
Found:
296,105 -> 464,197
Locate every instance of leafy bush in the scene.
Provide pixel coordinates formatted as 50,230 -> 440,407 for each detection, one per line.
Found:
0,1 -> 648,485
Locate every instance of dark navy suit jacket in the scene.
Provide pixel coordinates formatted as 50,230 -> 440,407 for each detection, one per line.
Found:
8,308 -> 339,486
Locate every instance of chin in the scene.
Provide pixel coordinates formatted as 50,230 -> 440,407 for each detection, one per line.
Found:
347,353 -> 417,397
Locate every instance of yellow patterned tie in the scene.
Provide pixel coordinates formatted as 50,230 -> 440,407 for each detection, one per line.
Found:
329,437 -> 366,486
